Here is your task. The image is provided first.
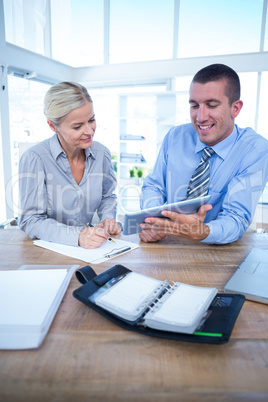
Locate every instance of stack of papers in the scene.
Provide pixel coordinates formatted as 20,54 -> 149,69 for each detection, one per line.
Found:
0,264 -> 78,349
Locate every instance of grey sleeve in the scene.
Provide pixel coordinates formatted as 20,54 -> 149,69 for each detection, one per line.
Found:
18,151 -> 81,246
96,148 -> 118,221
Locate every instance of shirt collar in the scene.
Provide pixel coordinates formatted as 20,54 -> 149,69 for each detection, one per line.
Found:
86,143 -> 96,160
195,125 -> 239,160
50,133 -> 96,160
50,133 -> 64,160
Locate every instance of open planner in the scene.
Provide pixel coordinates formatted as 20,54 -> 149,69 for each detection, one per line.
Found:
73,264 -> 245,344
89,272 -> 217,333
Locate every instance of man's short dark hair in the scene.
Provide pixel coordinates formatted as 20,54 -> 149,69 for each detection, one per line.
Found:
192,64 -> 240,106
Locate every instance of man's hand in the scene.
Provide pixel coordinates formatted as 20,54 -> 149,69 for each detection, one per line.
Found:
78,226 -> 110,249
139,204 -> 212,243
97,218 -> 122,235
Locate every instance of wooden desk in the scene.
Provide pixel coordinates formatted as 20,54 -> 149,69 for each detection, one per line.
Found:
0,230 -> 268,401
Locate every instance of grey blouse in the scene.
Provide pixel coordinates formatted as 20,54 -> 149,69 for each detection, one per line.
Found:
19,133 -> 117,245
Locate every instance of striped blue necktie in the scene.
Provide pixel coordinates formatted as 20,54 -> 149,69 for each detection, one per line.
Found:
187,147 -> 215,199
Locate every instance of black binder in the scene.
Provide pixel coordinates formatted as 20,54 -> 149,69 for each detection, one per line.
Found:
73,264 -> 245,344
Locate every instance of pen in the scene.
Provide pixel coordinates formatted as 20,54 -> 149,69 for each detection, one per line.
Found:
87,223 -> 116,243
104,274 -> 126,288
104,247 -> 131,258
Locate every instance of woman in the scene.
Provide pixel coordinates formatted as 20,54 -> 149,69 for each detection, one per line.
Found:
19,81 -> 121,248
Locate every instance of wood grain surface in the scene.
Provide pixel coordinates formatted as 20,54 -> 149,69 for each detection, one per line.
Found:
0,230 -> 268,401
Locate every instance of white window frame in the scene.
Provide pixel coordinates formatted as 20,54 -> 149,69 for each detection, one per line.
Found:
0,0 -> 268,220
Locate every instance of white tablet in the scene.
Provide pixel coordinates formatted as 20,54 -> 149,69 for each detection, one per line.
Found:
123,195 -> 211,235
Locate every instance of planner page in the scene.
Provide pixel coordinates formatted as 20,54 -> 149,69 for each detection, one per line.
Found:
93,272 -> 165,322
144,283 -> 217,334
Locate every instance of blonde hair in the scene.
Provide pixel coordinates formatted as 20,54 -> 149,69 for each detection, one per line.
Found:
44,81 -> 93,126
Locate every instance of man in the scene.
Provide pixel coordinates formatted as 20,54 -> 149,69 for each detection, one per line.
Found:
139,64 -> 268,244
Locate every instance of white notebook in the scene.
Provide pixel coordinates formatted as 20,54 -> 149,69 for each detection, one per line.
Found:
0,264 -> 78,349
89,272 -> 217,334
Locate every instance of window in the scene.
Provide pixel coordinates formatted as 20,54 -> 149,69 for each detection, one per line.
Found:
264,2 -> 268,51
236,72 -> 258,130
175,76 -> 192,125
258,71 -> 268,140
110,0 -> 174,63
258,72 -> 268,204
6,75 -> 51,217
89,84 -> 166,157
87,87 -> 119,157
177,0 -> 263,58
51,0 -> 104,66
3,0 -> 104,66
0,134 -> 5,222
3,0 -> 49,56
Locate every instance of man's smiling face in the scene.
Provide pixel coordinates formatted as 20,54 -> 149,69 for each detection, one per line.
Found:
189,79 -> 242,146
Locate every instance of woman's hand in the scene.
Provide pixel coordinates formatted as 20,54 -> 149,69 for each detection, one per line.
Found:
97,218 -> 122,235
78,226 -> 110,249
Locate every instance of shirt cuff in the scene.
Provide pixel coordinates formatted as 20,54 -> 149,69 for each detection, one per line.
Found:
200,222 -> 219,244
99,213 -> 117,222
58,226 -> 81,246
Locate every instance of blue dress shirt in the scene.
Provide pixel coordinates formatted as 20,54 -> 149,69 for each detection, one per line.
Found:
140,123 -> 268,244
19,133 -> 117,245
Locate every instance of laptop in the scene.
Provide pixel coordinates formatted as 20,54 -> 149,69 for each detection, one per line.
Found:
224,248 -> 268,304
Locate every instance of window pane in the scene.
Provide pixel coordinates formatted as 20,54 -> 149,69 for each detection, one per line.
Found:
88,84 -> 166,157
89,84 -> 169,214
264,3 -> 268,51
175,76 -> 192,125
258,72 -> 268,140
258,72 -> 268,205
3,0 -> 47,55
0,135 -> 5,222
236,72 -> 258,130
50,0 -> 104,66
8,76 -> 51,216
178,0 -> 263,58
110,0 -> 174,63
87,87 -> 119,158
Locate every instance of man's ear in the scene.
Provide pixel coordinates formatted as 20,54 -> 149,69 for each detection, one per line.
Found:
47,120 -> 57,132
231,100 -> 243,118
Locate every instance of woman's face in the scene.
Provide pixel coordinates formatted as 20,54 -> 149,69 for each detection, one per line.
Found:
49,101 -> 96,153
